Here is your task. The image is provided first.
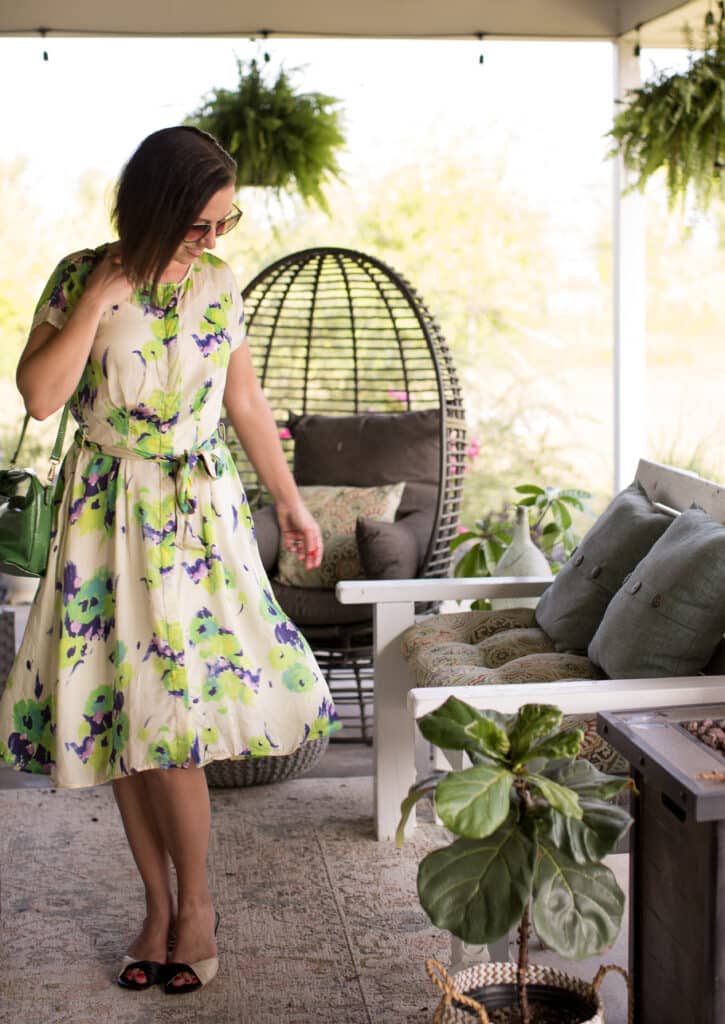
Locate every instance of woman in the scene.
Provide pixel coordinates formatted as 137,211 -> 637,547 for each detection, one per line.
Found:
0,126 -> 340,994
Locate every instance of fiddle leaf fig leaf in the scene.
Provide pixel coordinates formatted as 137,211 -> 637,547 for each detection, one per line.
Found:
522,727 -> 584,764
539,798 -> 633,864
418,697 -> 512,760
543,758 -> 633,801
435,764 -> 515,839
527,773 -> 582,820
507,704 -> 562,761
418,820 -> 535,944
531,841 -> 625,959
396,771 -> 447,847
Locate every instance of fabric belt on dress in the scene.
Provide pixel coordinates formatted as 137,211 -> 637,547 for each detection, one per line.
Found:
74,424 -> 228,549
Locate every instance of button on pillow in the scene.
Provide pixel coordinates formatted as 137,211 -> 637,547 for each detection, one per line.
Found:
588,506 -> 725,678
534,481 -> 673,652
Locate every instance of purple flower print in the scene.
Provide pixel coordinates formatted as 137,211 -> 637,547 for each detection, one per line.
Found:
274,621 -> 305,652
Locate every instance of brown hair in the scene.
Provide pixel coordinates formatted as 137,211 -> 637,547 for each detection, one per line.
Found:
112,126 -> 236,296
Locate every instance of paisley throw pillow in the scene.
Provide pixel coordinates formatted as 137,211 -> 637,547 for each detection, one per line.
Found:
276,482 -> 405,589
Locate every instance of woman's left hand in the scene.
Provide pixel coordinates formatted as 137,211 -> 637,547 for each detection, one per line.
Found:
277,501 -> 323,571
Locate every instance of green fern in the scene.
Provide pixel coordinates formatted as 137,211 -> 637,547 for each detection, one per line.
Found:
608,1 -> 725,210
186,59 -> 346,212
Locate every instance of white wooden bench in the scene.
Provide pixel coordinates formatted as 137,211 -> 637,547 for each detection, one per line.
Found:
336,459 -> 725,840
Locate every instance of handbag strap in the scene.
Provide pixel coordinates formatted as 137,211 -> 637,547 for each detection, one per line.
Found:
11,404 -> 72,482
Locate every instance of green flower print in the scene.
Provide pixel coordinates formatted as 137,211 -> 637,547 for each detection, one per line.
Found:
74,358 -> 104,412
69,454 -> 119,536
193,294 -> 234,367
148,731 -> 199,769
282,663 -> 317,694
134,490 -> 176,587
191,378 -> 213,420
144,622 -> 189,706
247,734 -> 275,757
129,388 -> 183,456
5,695 -> 54,773
59,565 -> 116,673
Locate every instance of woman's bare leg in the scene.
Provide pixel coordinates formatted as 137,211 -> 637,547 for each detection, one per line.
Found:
111,774 -> 176,984
142,765 -> 217,987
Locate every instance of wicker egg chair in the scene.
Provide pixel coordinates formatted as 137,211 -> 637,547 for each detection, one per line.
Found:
206,246 -> 465,786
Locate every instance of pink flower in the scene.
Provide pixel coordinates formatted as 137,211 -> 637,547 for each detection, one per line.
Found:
278,427 -> 292,440
387,389 -> 408,403
466,437 -> 481,461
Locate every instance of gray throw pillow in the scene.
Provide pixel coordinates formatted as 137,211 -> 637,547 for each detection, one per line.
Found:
534,482 -> 673,652
356,515 -> 421,580
588,506 -> 725,678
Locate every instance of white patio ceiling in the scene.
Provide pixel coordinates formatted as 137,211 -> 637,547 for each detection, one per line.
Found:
0,0 -> 709,46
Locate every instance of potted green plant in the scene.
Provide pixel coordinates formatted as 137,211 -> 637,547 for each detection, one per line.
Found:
186,58 -> 345,212
608,1 -> 725,210
451,484 -> 591,610
397,697 -> 633,1023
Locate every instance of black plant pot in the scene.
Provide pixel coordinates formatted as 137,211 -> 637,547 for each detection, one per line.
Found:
462,982 -> 598,1022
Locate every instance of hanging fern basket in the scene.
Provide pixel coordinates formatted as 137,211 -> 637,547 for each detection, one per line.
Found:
186,58 -> 346,212
608,1 -> 725,210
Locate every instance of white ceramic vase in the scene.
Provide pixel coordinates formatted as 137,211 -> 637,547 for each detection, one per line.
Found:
490,505 -> 552,610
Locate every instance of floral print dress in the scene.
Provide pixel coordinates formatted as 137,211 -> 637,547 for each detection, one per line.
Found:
0,246 -> 339,788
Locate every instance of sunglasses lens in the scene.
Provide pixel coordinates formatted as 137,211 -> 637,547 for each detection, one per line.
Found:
185,226 -> 207,242
216,212 -> 241,237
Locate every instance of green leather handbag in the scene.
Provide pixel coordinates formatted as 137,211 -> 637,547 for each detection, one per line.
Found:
0,405 -> 71,578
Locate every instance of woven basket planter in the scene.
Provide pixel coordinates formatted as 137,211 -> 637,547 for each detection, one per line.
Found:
203,735 -> 329,788
427,959 -> 632,1024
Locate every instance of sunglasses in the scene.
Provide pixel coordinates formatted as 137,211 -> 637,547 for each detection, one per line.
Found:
184,204 -> 243,243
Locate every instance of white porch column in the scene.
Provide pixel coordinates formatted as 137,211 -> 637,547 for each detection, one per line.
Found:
612,39 -> 646,491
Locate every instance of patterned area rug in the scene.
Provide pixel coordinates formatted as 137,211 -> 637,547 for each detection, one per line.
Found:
0,776 -> 449,1024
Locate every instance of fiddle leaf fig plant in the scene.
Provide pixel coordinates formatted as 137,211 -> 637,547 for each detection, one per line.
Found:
452,483 -> 591,580
398,697 -> 633,1024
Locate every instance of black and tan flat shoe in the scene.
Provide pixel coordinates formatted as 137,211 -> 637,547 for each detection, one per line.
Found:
117,956 -> 166,990
163,955 -> 219,994
164,911 -> 220,996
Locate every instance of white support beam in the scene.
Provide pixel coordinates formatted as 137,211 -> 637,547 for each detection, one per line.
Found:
612,39 -> 647,492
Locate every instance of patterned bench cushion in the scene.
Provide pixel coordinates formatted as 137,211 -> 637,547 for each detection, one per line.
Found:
401,607 -> 626,774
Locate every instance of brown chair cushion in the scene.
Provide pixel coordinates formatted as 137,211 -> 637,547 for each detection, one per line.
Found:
289,409 -> 441,489
272,581 -> 372,628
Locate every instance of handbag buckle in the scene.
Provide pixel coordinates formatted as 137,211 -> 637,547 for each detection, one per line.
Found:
47,458 -> 59,484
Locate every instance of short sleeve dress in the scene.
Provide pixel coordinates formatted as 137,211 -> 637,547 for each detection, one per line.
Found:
0,245 -> 340,788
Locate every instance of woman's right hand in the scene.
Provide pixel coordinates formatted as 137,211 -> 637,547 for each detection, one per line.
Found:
84,243 -> 133,311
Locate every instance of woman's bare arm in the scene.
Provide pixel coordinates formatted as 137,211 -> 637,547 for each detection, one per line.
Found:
223,343 -> 322,568
17,248 -> 132,420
